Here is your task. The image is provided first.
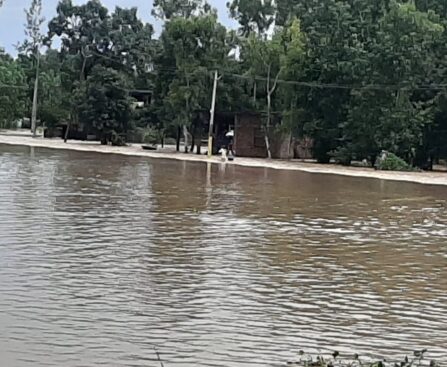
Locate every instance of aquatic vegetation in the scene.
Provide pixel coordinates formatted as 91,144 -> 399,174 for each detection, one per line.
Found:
287,349 -> 439,367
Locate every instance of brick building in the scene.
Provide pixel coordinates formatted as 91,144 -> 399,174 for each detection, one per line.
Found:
212,112 -> 294,159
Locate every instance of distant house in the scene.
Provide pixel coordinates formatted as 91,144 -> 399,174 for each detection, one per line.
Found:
208,111 -> 294,159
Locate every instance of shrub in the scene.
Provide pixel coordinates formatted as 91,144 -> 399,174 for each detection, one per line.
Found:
142,127 -> 159,145
110,131 -> 127,146
375,151 -> 415,171
128,127 -> 160,145
331,146 -> 353,166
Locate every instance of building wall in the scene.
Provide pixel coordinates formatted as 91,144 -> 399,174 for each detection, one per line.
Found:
234,113 -> 299,159
234,114 -> 267,158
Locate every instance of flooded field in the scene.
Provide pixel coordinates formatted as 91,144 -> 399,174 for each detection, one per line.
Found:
0,144 -> 446,367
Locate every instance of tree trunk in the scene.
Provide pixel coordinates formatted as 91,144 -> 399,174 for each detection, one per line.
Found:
196,125 -> 202,155
265,86 -> 273,159
253,81 -> 257,104
287,134 -> 293,160
183,125 -> 189,153
64,110 -> 76,143
264,134 -> 272,159
80,47 -> 91,82
265,65 -> 273,159
80,56 -> 87,82
264,66 -> 282,160
31,51 -> 40,137
176,126 -> 181,152
190,122 -> 196,153
64,122 -> 70,143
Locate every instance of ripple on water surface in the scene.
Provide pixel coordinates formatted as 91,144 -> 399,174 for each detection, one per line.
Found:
0,144 -> 446,367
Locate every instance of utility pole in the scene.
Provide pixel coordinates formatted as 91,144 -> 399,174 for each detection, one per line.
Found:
208,70 -> 221,158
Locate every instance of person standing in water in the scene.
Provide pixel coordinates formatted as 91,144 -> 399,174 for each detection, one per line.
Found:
226,130 -> 235,161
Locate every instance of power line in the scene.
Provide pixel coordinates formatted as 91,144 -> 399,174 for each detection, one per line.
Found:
225,72 -> 447,91
19,48 -> 447,92
93,49 -> 447,91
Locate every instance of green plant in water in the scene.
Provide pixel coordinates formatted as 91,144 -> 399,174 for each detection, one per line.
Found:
287,349 -> 437,367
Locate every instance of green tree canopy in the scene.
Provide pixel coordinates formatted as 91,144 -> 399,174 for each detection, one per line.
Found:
0,52 -> 26,128
77,65 -> 133,145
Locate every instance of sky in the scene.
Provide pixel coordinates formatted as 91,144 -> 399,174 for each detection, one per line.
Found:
0,0 -> 237,55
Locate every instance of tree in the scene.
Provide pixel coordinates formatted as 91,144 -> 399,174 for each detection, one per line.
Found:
239,18 -> 307,159
230,0 -> 285,158
338,1 -> 443,166
48,1 -> 157,142
3,0 -> 445,166
107,7 -> 157,87
152,0 -> 211,20
77,65 -> 133,145
22,0 -> 45,136
242,34 -> 283,158
227,0 -> 275,36
156,14 -> 233,152
0,52 -> 26,128
277,18 -> 307,155
48,0 -> 110,82
37,50 -> 70,129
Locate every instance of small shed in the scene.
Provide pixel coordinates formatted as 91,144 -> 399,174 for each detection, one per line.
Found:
206,111 -> 294,159
234,112 -> 267,158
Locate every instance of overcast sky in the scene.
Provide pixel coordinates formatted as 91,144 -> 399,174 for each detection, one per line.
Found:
0,0 -> 237,55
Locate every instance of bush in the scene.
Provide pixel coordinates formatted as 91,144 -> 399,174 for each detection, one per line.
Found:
331,146 -> 352,166
110,131 -> 127,146
375,151 -> 415,171
142,127 -> 159,145
127,127 -> 160,145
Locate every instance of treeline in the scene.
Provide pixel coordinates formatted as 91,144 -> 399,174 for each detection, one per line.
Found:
1,0 -> 447,167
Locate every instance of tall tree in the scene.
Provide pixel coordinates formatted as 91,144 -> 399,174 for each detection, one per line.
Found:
240,18 -> 306,159
22,0 -> 45,136
242,34 -> 283,158
48,0 -> 110,82
107,7 -> 157,87
48,0 -> 110,141
339,1 -> 443,165
77,65 -> 133,145
277,18 -> 307,154
156,14 -> 232,152
37,49 -> 70,129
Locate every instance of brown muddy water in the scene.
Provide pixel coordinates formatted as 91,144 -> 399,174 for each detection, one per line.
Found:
0,144 -> 446,367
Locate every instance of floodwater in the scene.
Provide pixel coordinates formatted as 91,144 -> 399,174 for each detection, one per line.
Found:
0,144 -> 446,367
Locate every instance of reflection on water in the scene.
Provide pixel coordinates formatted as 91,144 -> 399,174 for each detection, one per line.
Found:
0,144 -> 446,367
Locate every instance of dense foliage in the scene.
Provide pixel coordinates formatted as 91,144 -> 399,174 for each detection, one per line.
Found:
2,0 -> 447,169
0,51 -> 26,128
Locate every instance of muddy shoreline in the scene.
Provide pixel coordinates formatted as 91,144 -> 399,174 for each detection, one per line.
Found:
1,134 -> 447,186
